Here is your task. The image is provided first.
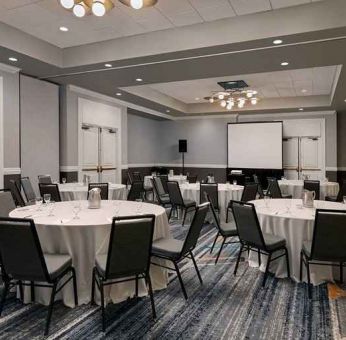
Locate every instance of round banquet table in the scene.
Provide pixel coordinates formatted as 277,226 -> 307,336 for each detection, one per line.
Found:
180,183 -> 243,221
58,183 -> 127,201
10,200 -> 170,307
278,180 -> 339,200
249,199 -> 346,285
144,175 -> 187,188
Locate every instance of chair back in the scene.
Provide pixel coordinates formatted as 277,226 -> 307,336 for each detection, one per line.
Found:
158,175 -> 169,193
0,218 -> 50,282
0,190 -> 16,217
241,183 -> 258,202
38,175 -> 52,184
200,183 -> 218,209
231,201 -> 266,250
39,183 -> 62,202
20,177 -> 36,203
181,203 -> 209,255
127,172 -> 133,185
152,177 -> 166,197
187,175 -> 197,184
167,181 -> 184,206
304,180 -> 320,200
105,215 -> 155,279
310,209 -> 346,261
127,181 -> 144,201
9,180 -> 25,207
253,175 -> 265,198
132,172 -> 142,182
336,180 -> 346,202
267,178 -> 282,198
204,193 -> 222,233
88,183 -> 109,200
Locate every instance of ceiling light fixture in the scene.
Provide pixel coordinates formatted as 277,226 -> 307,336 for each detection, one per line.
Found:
136,78 -> 143,82
299,108 -> 304,111
116,92 -> 122,96
119,0 -> 158,9
8,57 -> 18,62
301,89 -> 307,93
104,63 -> 112,67
59,26 -> 69,32
166,109 -> 170,113
281,61 -> 289,66
73,2 -> 87,17
60,0 -> 76,9
195,97 -> 200,101
273,39 -> 283,45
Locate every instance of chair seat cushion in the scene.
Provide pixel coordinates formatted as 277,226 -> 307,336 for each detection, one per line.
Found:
220,221 -> 238,237
183,199 -> 196,208
152,238 -> 184,260
95,254 -> 107,277
302,241 -> 312,257
44,254 -> 72,281
263,233 -> 286,251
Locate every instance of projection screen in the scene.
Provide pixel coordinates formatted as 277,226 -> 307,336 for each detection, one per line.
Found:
227,122 -> 283,169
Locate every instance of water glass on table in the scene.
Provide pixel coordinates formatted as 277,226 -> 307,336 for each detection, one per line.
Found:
264,195 -> 271,208
35,197 -> 43,211
72,202 -> 81,219
43,194 -> 51,205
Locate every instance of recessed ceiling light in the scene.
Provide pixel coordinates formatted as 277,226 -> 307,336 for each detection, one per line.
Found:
116,92 -> 122,96
59,26 -> 69,32
273,39 -> 283,45
8,57 -> 17,62
166,109 -> 170,113
281,61 -> 289,66
104,63 -> 112,68
301,89 -> 307,93
136,78 -> 143,82
344,99 -> 346,102
299,108 -> 304,111
195,97 -> 200,101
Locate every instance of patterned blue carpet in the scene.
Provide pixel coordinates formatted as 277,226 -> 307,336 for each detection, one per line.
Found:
0,219 -> 344,340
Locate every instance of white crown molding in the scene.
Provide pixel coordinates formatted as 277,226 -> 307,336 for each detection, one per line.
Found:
127,163 -> 227,169
0,62 -> 21,74
121,164 -> 129,169
68,85 -> 173,121
60,166 -> 78,172
4,167 -> 21,175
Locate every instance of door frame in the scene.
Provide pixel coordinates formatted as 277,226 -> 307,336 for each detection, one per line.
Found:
0,77 -> 4,188
78,117 -> 121,184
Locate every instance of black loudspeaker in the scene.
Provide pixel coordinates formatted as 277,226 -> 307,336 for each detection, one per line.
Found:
179,139 -> 187,153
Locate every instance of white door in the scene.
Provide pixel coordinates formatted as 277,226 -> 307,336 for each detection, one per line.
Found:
80,125 -> 99,182
300,137 -> 322,180
100,128 -> 117,183
283,138 -> 299,179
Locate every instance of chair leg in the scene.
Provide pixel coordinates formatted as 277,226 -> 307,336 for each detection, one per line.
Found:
173,261 -> 188,300
135,274 -> 139,298
307,261 -> 312,299
190,251 -> 203,285
168,206 -> 174,220
299,251 -> 303,281
145,275 -> 156,319
215,237 -> 226,265
340,262 -> 344,284
18,280 -> 24,301
100,280 -> 106,332
0,280 -> 9,316
285,248 -> 291,278
71,268 -> 78,307
210,232 -> 219,254
257,250 -> 261,267
91,268 -> 96,305
234,244 -> 244,275
31,281 -> 35,303
262,253 -> 272,287
182,208 -> 187,227
45,282 -> 57,336
226,208 -> 229,223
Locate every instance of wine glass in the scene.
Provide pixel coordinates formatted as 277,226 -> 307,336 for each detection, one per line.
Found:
35,197 -> 43,211
43,194 -> 51,205
343,196 -> 346,205
233,180 -> 237,186
62,177 -> 67,184
264,195 -> 271,208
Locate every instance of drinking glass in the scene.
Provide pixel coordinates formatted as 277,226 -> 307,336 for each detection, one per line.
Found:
43,194 -> 51,205
72,202 -> 81,219
62,178 -> 67,184
264,195 -> 271,208
35,197 -> 43,211
343,196 -> 346,205
48,202 -> 55,217
233,180 -> 237,185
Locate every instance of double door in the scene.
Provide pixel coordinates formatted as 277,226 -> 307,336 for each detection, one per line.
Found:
283,137 -> 323,180
80,124 -> 117,183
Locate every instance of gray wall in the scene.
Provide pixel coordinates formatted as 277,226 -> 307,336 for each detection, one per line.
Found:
20,75 -> 60,193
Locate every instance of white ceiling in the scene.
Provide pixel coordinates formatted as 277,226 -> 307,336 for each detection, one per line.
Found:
135,66 -> 339,104
0,0 -> 325,48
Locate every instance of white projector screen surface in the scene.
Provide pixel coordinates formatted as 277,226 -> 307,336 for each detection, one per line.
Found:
228,122 -> 283,169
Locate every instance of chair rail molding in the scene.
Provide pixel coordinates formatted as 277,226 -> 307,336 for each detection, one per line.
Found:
3,168 -> 21,175
60,166 -> 79,172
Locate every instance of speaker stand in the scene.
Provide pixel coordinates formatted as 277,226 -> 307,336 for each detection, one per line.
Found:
181,152 -> 185,175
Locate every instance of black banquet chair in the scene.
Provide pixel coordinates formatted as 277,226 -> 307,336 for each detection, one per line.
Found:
91,215 -> 156,331
20,177 -> 36,204
88,183 -> 109,200
205,193 -> 239,264
326,180 -> 346,202
132,172 -> 153,200
200,183 -> 219,213
151,203 -> 209,299
151,177 -> 171,207
231,201 -> 290,287
303,180 -> 320,200
9,180 -> 25,207
167,181 -> 197,226
39,183 -> 62,202
127,181 -> 145,201
38,175 -> 53,184
267,177 -> 292,199
0,190 -> 16,217
226,183 -> 258,222
0,217 -> 78,335
300,209 -> 346,299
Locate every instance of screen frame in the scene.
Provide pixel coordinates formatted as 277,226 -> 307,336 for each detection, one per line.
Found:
227,121 -> 283,170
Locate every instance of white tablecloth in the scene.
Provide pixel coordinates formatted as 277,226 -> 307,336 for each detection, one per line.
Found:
180,183 -> 243,221
58,183 -> 127,201
144,175 -> 187,188
10,200 -> 170,307
278,180 -> 339,200
249,199 -> 346,285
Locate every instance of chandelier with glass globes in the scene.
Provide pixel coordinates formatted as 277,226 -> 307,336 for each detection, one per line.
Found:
204,88 -> 259,111
59,0 -> 158,17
